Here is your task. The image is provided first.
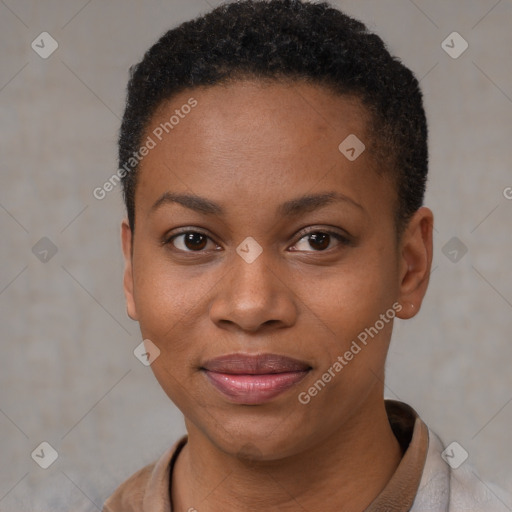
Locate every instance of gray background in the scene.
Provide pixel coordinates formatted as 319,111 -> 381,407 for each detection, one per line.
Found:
1,0 -> 511,510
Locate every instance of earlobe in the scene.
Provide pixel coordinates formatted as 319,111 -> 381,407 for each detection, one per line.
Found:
396,207 -> 434,320
121,218 -> 138,321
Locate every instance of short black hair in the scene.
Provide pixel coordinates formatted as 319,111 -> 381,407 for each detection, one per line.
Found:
119,0 -> 428,237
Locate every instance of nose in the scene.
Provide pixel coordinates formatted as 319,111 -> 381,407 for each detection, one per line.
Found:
209,248 -> 298,333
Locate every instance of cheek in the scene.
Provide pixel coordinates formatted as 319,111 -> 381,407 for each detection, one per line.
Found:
130,254 -> 205,400
299,256 -> 396,344
295,253 -> 399,401
132,246 -> 206,335
134,265 -> 208,412
130,245 -> 230,403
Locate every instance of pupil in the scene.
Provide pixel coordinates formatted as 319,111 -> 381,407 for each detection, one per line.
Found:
309,233 -> 329,250
185,232 -> 207,250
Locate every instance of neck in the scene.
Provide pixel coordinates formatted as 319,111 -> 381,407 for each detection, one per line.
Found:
172,397 -> 402,512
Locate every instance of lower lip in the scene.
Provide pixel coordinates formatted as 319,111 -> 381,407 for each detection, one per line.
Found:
204,370 -> 309,404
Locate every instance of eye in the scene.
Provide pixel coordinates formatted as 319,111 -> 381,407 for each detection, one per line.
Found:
290,230 -> 350,252
164,228 -> 351,254
166,231 -> 219,252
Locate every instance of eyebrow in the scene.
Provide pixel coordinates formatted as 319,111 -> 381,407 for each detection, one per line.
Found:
150,191 -> 364,217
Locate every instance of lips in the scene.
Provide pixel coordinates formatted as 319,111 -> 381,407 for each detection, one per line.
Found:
202,353 -> 311,374
201,353 -> 311,404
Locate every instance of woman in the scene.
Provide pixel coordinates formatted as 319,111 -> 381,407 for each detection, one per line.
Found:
104,1 -> 510,510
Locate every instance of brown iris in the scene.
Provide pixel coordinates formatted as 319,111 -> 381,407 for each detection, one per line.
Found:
184,232 -> 208,251
308,232 -> 330,251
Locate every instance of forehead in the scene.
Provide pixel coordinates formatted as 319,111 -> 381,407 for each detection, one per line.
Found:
135,79 -> 394,221
150,79 -> 371,154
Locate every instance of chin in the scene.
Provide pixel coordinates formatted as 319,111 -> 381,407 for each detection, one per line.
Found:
202,418 -> 312,461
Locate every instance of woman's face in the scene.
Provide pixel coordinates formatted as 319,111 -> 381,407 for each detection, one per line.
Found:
122,80 -> 421,459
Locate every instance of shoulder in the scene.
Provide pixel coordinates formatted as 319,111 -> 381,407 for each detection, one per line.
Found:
412,427 -> 511,511
449,461 -> 512,511
102,436 -> 187,512
102,461 -> 158,512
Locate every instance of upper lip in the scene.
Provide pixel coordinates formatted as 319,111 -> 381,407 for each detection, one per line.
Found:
201,353 -> 311,375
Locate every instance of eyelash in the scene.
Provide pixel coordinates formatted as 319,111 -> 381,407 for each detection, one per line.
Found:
162,227 -> 352,254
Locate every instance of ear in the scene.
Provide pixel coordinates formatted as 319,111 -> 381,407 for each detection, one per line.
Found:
396,207 -> 434,320
121,218 -> 138,321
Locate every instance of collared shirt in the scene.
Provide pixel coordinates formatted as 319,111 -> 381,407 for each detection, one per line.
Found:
102,400 -> 511,511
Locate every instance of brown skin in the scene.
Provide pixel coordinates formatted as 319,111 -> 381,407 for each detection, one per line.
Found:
121,80 -> 433,511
